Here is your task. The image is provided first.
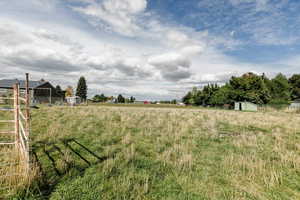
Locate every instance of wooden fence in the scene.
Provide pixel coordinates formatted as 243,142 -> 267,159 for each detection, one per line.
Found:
0,73 -> 31,193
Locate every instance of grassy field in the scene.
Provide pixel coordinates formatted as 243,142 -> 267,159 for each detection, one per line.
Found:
1,105 -> 300,199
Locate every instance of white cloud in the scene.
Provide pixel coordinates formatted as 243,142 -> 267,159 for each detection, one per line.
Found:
73,0 -> 147,37
166,30 -> 190,48
229,0 -> 270,11
148,53 -> 192,81
180,45 -> 204,56
164,30 -> 205,56
149,53 -> 190,69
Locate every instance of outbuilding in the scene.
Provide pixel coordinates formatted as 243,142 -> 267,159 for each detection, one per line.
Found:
234,102 -> 258,112
289,101 -> 300,109
0,79 -> 62,104
66,96 -> 81,106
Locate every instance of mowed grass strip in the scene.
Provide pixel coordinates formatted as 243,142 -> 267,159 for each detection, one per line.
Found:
6,106 -> 300,200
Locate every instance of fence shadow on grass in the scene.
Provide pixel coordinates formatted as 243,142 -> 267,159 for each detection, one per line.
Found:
30,138 -> 111,199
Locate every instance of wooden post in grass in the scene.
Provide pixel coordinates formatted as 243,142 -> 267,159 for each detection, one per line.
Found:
14,83 -> 20,150
25,73 -> 30,135
25,73 -> 30,172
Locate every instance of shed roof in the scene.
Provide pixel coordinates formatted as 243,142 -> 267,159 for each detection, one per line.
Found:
291,101 -> 300,104
235,101 -> 257,105
0,79 -> 49,89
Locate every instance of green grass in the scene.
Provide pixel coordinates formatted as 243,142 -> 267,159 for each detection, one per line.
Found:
88,102 -> 201,109
2,105 -> 300,199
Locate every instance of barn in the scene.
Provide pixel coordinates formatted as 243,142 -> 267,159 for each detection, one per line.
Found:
0,79 -> 63,104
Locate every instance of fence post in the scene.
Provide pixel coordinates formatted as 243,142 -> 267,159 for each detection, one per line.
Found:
14,84 -> 20,150
25,73 -> 30,172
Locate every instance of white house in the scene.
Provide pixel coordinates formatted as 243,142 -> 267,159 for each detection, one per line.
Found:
66,96 -> 81,106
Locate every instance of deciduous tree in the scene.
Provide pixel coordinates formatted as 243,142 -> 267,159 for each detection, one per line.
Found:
65,86 -> 73,97
269,73 -> 291,103
289,74 -> 300,100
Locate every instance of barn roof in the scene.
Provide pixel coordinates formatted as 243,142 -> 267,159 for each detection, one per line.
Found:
0,79 -> 50,89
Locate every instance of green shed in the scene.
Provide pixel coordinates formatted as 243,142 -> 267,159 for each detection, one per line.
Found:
234,102 -> 258,112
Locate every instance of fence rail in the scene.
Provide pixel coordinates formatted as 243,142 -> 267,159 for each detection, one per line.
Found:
0,142 -> 15,145
0,131 -> 15,134
0,108 -> 14,112
0,120 -> 15,123
0,97 -> 14,100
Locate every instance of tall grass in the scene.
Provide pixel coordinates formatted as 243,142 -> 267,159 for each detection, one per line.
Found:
2,105 -> 300,199
0,106 -> 38,198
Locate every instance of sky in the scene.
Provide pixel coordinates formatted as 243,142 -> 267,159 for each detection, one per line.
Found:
1,0 -> 300,100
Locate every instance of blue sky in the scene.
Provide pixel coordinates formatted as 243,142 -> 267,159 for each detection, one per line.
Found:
0,0 -> 300,100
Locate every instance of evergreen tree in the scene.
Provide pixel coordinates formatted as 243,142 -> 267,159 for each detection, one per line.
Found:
130,96 -> 136,103
76,76 -> 87,100
182,91 -> 193,105
117,94 -> 125,103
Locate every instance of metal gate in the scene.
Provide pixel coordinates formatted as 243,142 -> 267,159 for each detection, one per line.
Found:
0,73 -> 31,196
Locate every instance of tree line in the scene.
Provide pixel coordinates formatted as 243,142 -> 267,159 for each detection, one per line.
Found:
182,73 -> 300,107
54,76 -> 137,103
92,94 -> 136,103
